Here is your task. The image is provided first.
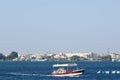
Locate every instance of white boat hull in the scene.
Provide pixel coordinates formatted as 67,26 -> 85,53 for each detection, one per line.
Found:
53,72 -> 83,77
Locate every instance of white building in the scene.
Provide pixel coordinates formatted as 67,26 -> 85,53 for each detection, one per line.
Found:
54,52 -> 67,59
110,53 -> 120,62
65,52 -> 93,59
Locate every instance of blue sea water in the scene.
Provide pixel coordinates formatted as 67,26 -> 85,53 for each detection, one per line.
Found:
0,61 -> 120,80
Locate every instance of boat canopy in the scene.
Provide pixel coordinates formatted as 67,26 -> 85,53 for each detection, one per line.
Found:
53,63 -> 77,67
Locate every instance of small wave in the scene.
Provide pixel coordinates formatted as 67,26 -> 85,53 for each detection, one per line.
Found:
7,72 -> 52,77
82,74 -> 90,77
97,70 -> 120,74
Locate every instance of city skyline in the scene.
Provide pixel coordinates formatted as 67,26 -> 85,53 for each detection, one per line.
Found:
0,0 -> 120,54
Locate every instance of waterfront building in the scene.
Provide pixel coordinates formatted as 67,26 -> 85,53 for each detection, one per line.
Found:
65,52 -> 93,59
110,53 -> 120,62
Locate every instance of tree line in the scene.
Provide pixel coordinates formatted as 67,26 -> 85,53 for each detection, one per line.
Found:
0,51 -> 18,61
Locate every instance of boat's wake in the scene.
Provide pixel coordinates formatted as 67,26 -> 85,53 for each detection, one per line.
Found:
7,72 -> 52,77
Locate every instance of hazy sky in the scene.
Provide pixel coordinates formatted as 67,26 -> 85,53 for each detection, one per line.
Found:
0,0 -> 120,54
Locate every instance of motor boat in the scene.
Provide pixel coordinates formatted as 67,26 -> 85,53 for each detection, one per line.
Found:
52,63 -> 84,77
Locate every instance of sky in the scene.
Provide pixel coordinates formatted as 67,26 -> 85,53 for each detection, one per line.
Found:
0,0 -> 120,54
